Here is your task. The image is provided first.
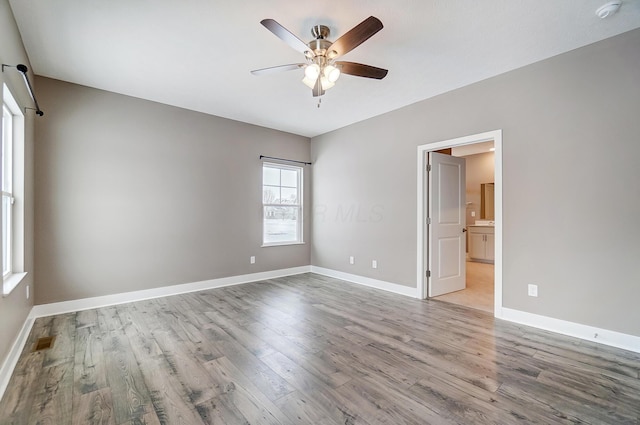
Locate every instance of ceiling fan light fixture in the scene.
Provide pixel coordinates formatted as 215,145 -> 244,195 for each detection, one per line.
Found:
323,65 -> 341,83
304,64 -> 320,79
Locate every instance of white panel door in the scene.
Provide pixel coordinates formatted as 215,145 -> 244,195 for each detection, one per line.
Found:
428,152 -> 466,297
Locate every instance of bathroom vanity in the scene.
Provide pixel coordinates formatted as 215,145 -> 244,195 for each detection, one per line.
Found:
468,224 -> 495,263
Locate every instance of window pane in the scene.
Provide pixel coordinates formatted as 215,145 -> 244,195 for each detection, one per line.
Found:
280,187 -> 298,204
2,194 -> 10,276
263,185 -> 280,204
2,105 -> 12,192
263,206 -> 299,244
281,169 -> 298,188
263,167 -> 280,186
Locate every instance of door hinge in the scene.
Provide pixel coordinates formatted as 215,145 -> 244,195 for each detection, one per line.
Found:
427,217 -> 431,224
426,270 -> 431,278
427,164 -> 432,172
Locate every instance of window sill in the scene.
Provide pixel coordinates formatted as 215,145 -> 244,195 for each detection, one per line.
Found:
3,272 -> 27,297
262,241 -> 305,248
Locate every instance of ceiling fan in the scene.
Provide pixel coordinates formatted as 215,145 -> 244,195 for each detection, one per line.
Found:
251,16 -> 388,97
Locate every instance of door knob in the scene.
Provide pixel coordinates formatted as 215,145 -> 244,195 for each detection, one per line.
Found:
462,228 -> 467,233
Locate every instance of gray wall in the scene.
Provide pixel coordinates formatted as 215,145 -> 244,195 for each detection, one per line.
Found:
35,78 -> 311,304
311,29 -> 640,337
0,0 -> 35,367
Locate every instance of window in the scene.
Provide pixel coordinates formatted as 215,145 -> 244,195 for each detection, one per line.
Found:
262,163 -> 303,246
2,84 -> 26,295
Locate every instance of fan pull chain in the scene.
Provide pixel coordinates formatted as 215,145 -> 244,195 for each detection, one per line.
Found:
317,97 -> 322,108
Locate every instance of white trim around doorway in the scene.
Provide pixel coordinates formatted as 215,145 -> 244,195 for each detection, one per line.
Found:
416,129 -> 503,319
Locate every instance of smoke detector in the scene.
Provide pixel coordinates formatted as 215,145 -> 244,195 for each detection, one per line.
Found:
596,1 -> 622,19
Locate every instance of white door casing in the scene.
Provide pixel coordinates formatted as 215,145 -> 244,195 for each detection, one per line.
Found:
428,152 -> 467,297
416,129 -> 502,317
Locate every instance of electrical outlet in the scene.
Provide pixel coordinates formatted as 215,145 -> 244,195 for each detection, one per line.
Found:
26,285 -> 30,300
471,211 -> 476,217
528,284 -> 538,297
349,256 -> 354,265
250,256 -> 255,264
372,260 -> 378,269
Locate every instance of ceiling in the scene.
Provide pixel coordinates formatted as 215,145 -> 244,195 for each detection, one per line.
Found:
452,141 -> 494,157
8,0 -> 640,138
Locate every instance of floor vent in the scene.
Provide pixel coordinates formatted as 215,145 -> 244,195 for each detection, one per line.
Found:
33,336 -> 56,352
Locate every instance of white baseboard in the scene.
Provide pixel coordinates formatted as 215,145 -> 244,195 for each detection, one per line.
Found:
30,266 -> 311,318
501,307 -> 640,354
0,316 -> 35,402
310,266 -> 418,298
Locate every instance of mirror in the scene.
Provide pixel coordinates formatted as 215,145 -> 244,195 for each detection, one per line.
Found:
481,183 -> 495,220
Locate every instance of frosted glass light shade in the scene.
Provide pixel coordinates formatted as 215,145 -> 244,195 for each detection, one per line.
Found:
304,64 -> 320,79
323,65 -> 340,83
302,76 -> 317,89
320,76 -> 334,90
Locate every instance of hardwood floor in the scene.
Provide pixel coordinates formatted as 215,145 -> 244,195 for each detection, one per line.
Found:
434,261 -> 494,313
1,273 -> 639,424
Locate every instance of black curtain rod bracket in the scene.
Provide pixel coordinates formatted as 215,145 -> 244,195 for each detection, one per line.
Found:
2,63 -> 44,116
260,155 -> 311,166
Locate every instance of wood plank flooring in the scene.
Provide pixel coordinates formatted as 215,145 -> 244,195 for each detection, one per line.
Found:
1,273 -> 639,424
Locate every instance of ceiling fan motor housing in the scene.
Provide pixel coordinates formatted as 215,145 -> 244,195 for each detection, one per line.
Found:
308,25 -> 333,59
308,39 -> 332,58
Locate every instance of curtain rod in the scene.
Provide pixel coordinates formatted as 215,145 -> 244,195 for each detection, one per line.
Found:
260,155 -> 312,166
2,64 -> 44,116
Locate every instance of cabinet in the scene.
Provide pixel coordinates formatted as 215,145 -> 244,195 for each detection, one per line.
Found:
468,226 -> 494,263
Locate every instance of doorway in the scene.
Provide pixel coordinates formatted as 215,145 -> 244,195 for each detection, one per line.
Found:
416,130 -> 503,318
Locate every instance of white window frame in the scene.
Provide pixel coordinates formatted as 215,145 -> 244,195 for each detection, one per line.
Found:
2,103 -> 13,277
262,162 -> 304,246
2,84 -> 27,296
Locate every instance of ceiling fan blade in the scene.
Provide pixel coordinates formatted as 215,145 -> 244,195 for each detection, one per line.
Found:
336,61 -> 388,79
260,19 -> 310,55
327,16 -> 383,59
251,64 -> 304,76
312,77 -> 325,97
